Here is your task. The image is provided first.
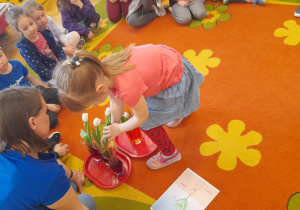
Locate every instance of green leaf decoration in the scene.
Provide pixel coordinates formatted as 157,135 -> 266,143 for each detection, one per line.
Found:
215,5 -> 229,13
219,13 -> 231,22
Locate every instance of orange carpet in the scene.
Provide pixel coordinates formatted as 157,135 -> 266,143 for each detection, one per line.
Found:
54,1 -> 300,209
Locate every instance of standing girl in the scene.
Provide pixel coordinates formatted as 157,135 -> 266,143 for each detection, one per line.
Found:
5,6 -> 66,86
56,0 -> 101,40
53,44 -> 204,170
22,0 -> 84,57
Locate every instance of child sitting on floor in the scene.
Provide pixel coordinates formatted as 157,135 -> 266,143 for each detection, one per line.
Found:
53,44 -> 204,170
22,0 -> 85,57
56,0 -> 101,40
0,46 -> 68,158
5,5 -> 66,87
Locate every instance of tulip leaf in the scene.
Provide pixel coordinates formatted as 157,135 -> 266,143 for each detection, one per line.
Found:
80,129 -> 91,144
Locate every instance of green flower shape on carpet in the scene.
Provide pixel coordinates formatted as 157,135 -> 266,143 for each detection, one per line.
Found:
287,192 -> 300,210
90,43 -> 124,60
189,4 -> 231,29
183,49 -> 220,76
274,20 -> 300,46
200,120 -> 262,171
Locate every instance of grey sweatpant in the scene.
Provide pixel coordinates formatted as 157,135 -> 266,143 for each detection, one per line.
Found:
171,0 -> 206,25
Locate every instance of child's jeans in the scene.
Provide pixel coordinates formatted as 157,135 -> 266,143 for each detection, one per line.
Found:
70,181 -> 97,210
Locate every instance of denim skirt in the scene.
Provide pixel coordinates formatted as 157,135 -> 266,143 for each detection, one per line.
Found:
140,56 -> 204,130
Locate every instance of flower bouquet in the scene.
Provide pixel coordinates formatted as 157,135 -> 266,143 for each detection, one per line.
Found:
80,113 -> 103,163
101,107 -> 127,177
121,111 -> 143,145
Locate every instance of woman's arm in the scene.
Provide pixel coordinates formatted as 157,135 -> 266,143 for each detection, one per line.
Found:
47,187 -> 88,210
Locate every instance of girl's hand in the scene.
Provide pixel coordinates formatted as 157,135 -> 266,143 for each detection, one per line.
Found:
53,143 -> 69,158
71,169 -> 85,194
103,123 -> 121,141
88,31 -> 94,39
64,46 -> 76,57
47,104 -> 61,113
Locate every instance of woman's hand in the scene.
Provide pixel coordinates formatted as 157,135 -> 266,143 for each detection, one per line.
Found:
47,104 -> 61,113
103,123 -> 121,141
53,143 -> 69,158
71,169 -> 85,194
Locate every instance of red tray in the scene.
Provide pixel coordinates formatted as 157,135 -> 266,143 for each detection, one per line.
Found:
114,131 -> 157,158
83,149 -> 131,189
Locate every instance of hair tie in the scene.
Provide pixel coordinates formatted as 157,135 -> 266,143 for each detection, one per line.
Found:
67,57 -> 82,68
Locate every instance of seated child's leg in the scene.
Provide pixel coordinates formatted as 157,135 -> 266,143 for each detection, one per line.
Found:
106,0 -> 122,23
171,3 -> 192,25
47,110 -> 58,129
189,0 -> 206,20
121,0 -> 132,17
142,126 -> 175,156
65,31 -> 81,48
141,0 -> 154,13
127,7 -> 158,28
37,86 -> 60,105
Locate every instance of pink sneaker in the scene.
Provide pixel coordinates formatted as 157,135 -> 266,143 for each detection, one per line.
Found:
146,150 -> 182,170
166,118 -> 183,128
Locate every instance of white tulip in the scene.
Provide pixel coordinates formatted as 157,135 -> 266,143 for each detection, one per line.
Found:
93,118 -> 101,127
105,107 -> 111,116
124,112 -> 129,119
82,113 -> 88,122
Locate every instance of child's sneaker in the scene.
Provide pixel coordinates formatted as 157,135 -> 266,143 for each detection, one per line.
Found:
146,150 -> 182,170
48,131 -> 61,143
295,6 -> 300,17
166,118 -> 183,128
77,38 -> 85,49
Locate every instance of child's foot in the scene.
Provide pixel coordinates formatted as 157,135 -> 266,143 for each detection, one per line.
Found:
48,131 -> 61,143
77,38 -> 85,49
166,118 -> 183,128
146,150 -> 182,170
295,6 -> 300,17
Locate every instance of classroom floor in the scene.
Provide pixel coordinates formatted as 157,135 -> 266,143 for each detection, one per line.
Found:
1,0 -> 300,210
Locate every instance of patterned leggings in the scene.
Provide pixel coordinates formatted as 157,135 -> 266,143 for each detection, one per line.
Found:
142,126 -> 175,156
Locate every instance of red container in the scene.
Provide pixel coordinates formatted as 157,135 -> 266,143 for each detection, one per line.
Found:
125,127 -> 143,145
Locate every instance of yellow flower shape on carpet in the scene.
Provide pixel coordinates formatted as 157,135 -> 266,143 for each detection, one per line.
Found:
274,20 -> 300,46
202,11 -> 221,24
183,49 -> 220,76
200,120 -> 262,171
99,18 -> 109,29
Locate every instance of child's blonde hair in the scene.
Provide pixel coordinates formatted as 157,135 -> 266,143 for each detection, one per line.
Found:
53,44 -> 135,112
22,0 -> 44,15
5,5 -> 30,31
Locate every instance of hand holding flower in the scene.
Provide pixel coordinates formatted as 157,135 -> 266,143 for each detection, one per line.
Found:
103,123 -> 122,141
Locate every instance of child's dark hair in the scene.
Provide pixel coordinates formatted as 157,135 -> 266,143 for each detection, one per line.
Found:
56,0 -> 71,11
5,5 -> 30,31
0,87 -> 50,156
